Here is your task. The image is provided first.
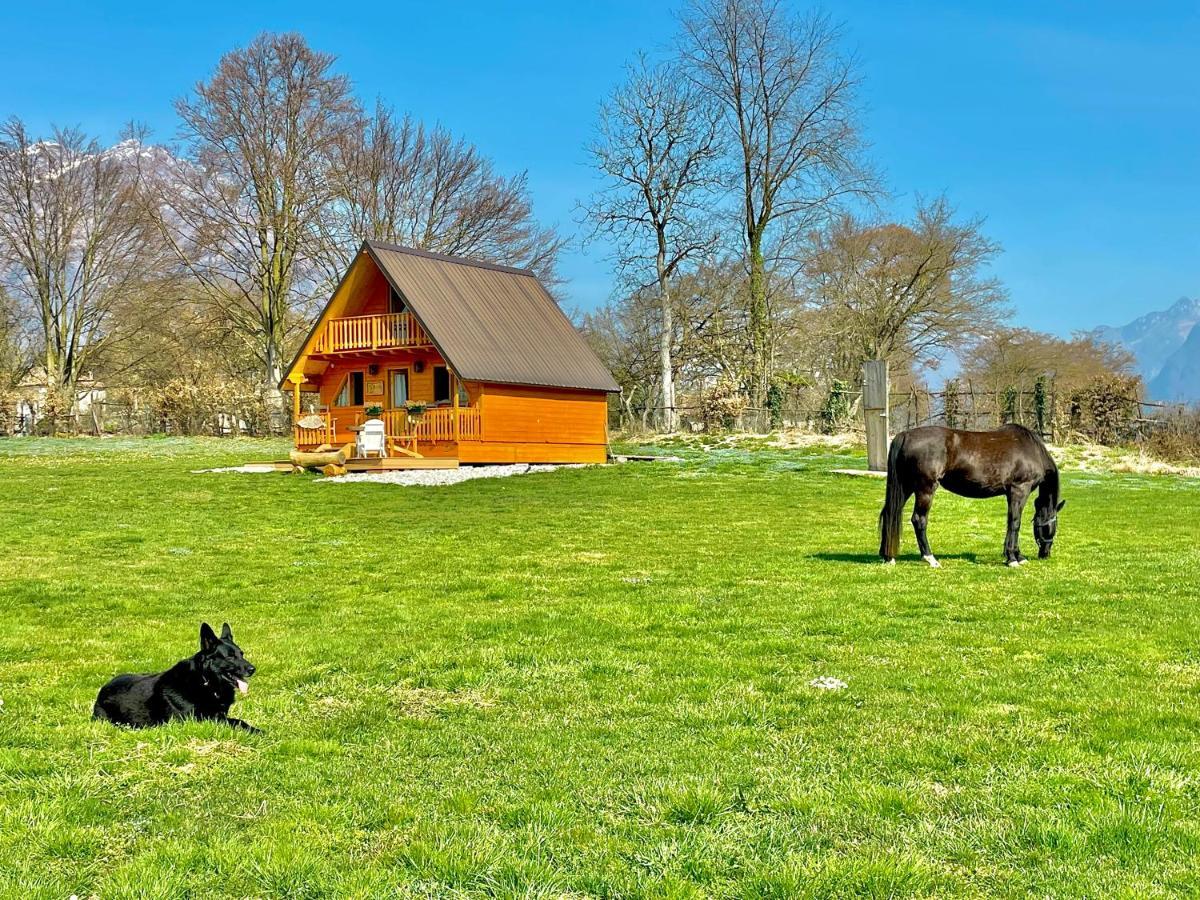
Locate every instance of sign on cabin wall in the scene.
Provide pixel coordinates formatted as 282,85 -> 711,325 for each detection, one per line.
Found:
365,380 -> 384,398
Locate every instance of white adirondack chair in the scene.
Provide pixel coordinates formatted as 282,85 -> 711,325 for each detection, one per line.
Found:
357,418 -> 388,458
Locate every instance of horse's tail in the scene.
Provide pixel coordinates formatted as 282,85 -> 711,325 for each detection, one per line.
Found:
879,434 -> 906,561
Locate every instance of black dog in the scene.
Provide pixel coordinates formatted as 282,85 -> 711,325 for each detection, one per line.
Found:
93,623 -> 260,733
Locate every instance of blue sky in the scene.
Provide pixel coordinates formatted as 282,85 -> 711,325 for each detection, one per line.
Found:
1,1 -> 1196,335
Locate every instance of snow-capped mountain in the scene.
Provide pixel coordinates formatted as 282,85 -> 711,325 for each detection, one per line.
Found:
1091,297 -> 1200,401
23,137 -> 179,185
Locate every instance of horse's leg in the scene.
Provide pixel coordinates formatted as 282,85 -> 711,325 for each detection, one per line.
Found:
912,483 -> 939,567
884,483 -> 914,566
1005,485 -> 1032,567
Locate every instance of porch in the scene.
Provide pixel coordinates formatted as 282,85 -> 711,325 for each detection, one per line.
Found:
294,405 -> 482,456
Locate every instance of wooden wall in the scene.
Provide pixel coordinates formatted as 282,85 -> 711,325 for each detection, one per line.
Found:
472,384 -> 610,464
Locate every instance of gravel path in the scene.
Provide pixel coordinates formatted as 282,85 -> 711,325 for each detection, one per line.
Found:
316,463 -> 584,487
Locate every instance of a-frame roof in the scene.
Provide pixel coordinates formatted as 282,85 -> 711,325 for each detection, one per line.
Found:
281,241 -> 620,393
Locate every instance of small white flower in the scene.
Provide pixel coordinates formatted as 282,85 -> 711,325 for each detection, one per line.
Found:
809,676 -> 848,691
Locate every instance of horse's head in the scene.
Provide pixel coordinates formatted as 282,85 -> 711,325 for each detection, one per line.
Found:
1033,498 -> 1066,558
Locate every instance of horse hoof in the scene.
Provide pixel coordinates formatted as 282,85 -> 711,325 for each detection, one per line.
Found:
1006,560 -> 1021,568
882,558 -> 895,566
923,555 -> 940,568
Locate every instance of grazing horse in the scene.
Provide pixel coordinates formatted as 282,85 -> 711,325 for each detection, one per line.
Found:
879,423 -> 1065,567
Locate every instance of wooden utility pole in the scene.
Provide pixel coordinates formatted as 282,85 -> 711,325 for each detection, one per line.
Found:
863,360 -> 890,472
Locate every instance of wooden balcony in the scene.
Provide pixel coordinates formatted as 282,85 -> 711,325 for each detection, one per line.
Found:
311,312 -> 431,355
294,406 -> 482,450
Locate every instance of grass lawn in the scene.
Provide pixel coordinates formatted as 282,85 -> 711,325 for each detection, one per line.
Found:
3,435 -> 1200,898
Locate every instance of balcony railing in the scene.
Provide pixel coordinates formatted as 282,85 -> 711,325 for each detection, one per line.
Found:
311,312 -> 430,354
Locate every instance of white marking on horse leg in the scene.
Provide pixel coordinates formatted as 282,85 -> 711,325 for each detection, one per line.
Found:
883,558 -> 895,566
1018,557 -> 1028,566
923,554 -> 940,568
1007,560 -> 1021,568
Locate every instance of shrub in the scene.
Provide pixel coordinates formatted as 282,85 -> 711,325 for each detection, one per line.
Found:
1002,385 -> 1019,424
943,379 -> 961,428
819,379 -> 853,434
700,378 -> 747,431
1145,408 -> 1200,465
0,385 -> 16,435
1033,375 -> 1050,436
142,372 -> 280,436
1066,374 -> 1141,445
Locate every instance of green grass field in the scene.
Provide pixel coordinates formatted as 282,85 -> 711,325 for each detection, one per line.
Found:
3,436 -> 1200,898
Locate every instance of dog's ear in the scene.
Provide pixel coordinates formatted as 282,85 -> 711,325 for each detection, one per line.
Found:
220,622 -> 233,642
1057,499 -> 1066,512
200,622 -> 218,652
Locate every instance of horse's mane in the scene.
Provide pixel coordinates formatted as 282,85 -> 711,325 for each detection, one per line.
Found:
1036,442 -> 1059,503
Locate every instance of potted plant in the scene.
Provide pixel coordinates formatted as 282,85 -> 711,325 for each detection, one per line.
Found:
364,404 -> 383,419
404,400 -> 427,424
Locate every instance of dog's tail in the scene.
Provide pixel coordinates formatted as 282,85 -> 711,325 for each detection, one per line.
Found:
879,434 -> 906,561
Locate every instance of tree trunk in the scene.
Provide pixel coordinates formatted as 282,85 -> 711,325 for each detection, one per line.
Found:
747,236 -> 771,412
657,246 -> 677,433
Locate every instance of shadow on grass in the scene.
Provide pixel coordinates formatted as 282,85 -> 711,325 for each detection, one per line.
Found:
809,551 -> 981,564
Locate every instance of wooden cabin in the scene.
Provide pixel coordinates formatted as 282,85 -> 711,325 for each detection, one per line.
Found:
281,241 -> 620,466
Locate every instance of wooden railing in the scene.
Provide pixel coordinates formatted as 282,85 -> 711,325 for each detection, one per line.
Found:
383,407 -> 482,443
294,413 -> 335,447
312,312 -> 429,354
294,407 -> 482,448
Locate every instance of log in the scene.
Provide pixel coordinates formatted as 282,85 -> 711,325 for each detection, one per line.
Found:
290,446 -> 347,469
320,463 -> 347,478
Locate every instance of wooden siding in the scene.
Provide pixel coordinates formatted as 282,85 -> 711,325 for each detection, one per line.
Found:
478,384 -> 609,446
458,440 -> 608,465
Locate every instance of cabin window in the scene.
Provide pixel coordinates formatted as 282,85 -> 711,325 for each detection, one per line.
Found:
433,366 -> 451,404
334,371 -> 365,407
388,286 -> 406,314
389,369 -> 409,406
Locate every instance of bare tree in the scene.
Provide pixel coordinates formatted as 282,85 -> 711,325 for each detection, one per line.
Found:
156,32 -> 360,392
680,0 -> 873,410
962,327 -> 1134,396
0,119 -> 166,409
584,56 -> 722,431
580,258 -> 758,431
805,198 -> 1008,380
319,103 -> 563,286
579,298 -> 659,430
0,284 -> 29,386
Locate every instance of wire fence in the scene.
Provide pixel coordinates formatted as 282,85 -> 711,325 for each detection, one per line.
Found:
613,379 -> 1188,445
1,400 -> 290,438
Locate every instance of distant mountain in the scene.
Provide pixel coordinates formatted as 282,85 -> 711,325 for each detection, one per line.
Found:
1091,297 -> 1200,400
1148,321 -> 1200,403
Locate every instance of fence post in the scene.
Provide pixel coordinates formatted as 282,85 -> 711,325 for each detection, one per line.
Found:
863,359 -> 889,471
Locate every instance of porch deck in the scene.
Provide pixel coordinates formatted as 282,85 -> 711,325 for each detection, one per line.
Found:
344,456 -> 459,471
